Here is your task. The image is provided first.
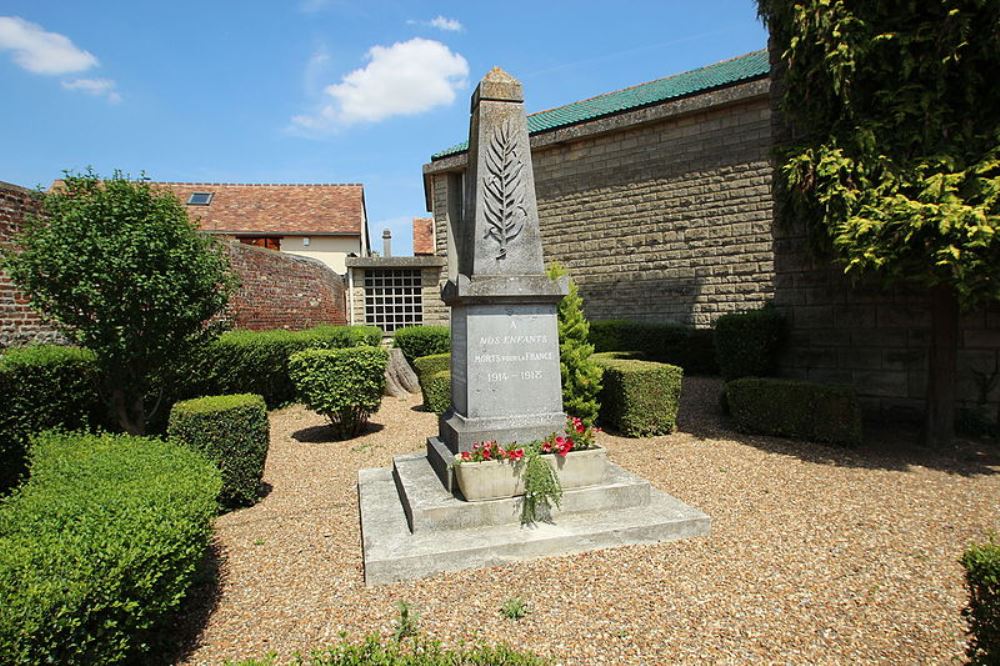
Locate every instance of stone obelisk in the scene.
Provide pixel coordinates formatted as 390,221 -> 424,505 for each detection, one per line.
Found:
427,68 -> 568,480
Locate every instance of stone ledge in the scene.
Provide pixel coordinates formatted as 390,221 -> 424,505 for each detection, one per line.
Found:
346,256 -> 446,269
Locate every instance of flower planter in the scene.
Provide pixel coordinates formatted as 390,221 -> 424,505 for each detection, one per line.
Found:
455,446 -> 608,502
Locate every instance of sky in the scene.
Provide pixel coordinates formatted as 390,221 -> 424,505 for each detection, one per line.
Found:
0,1 -> 767,256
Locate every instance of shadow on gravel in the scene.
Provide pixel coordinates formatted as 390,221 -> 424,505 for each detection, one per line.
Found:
145,542 -> 224,666
292,421 -> 386,443
676,376 -> 1000,478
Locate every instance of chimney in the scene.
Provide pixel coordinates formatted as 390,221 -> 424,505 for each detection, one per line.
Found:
382,229 -> 392,257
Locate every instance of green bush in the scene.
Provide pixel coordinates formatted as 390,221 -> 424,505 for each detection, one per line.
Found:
413,353 -> 451,411
589,320 -> 718,375
423,370 -> 452,415
714,306 -> 785,380
725,378 -> 863,446
962,536 -> 1000,665
0,432 -> 221,665
190,325 -> 381,407
229,634 -> 550,666
593,356 -> 683,437
0,345 -> 101,493
168,394 -> 269,507
393,325 -> 450,365
289,346 -> 388,438
548,262 -> 603,423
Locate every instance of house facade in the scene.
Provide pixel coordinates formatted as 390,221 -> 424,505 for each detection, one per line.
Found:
146,182 -> 370,275
419,50 -> 1000,422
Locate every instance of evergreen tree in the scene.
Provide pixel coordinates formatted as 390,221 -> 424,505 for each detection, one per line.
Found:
548,261 -> 602,423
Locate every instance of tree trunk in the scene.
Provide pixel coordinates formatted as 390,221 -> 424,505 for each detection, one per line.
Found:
110,388 -> 146,436
924,285 -> 959,449
384,348 -> 420,397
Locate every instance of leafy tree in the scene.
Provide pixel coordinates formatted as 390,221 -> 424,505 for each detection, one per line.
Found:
1,171 -> 235,434
547,261 -> 602,423
758,0 -> 1000,446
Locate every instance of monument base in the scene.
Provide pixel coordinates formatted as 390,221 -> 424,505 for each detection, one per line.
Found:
438,409 -> 566,458
358,452 -> 711,586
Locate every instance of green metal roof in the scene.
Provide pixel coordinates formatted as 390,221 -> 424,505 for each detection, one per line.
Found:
431,49 -> 769,160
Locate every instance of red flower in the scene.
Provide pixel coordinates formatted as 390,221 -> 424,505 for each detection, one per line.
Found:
460,451 -> 471,461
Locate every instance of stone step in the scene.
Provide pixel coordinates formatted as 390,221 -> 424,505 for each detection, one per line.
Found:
393,452 -> 652,533
359,465 -> 710,586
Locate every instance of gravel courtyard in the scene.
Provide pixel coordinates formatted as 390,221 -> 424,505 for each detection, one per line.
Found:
178,378 -> 1000,665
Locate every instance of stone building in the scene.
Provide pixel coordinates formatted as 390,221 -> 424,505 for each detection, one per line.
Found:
419,50 -> 1000,421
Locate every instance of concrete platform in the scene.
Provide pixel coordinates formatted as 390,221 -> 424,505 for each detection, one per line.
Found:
359,453 -> 711,586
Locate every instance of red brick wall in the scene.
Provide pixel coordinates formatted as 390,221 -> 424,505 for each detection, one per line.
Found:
0,182 -> 63,347
221,241 -> 347,330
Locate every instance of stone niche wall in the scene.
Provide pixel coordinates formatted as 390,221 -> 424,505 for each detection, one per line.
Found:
430,90 -> 775,327
222,241 -> 347,330
347,263 -> 448,330
0,181 -> 62,348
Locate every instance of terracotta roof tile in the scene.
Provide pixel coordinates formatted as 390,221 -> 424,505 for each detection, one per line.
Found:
412,217 -> 434,255
148,182 -> 366,236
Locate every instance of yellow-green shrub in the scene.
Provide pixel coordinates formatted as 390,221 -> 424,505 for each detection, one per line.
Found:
593,355 -> 683,437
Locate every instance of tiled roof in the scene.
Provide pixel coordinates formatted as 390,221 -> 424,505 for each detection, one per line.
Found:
149,182 -> 365,235
412,217 -> 434,255
432,49 -> 769,160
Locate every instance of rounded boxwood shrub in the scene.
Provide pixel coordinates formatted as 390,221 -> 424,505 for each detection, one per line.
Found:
962,536 -> 1000,665
393,325 -> 450,365
0,431 -> 221,665
423,370 -> 451,415
593,355 -> 683,437
168,393 -> 269,507
413,353 -> 450,410
0,345 -> 101,493
289,346 -> 388,438
714,306 -> 785,380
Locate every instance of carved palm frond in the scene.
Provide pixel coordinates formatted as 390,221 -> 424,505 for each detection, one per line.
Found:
483,120 -> 527,259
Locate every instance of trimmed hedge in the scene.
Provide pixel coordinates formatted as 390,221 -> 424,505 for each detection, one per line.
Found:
0,345 -> 101,493
168,394 -> 269,507
589,320 -> 718,375
593,354 -> 683,437
725,378 -> 863,446
289,346 -> 388,439
230,635 -> 550,665
413,353 -> 451,411
190,325 -> 381,407
423,370 -> 452,415
0,432 -> 221,665
714,306 -> 785,380
962,537 -> 1000,665
393,325 -> 450,365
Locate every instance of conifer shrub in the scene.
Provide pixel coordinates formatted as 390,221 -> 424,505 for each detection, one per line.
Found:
714,306 -> 785,381
393,325 -> 450,364
593,355 -> 683,437
288,346 -> 388,438
413,353 -> 452,413
548,262 -> 602,423
0,345 -> 101,493
423,370 -> 452,415
962,536 -> 1000,665
190,325 -> 381,407
168,393 -> 269,507
0,432 -> 221,665
725,378 -> 862,447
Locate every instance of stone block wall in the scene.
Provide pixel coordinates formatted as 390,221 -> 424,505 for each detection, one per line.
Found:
221,241 -> 347,330
0,182 -> 62,348
429,91 -> 775,327
347,265 -> 447,330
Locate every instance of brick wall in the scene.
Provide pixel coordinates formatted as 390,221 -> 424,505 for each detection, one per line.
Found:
0,182 -> 63,348
222,241 -> 347,330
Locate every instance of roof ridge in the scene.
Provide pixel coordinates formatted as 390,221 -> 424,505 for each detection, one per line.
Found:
147,182 -> 364,187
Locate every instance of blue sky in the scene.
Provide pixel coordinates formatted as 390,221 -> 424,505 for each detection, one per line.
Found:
0,1 -> 767,255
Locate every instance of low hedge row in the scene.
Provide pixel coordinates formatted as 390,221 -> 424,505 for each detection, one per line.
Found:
0,432 -> 221,665
725,377 -> 863,446
589,320 -> 717,375
0,345 -> 101,493
962,537 -> 1000,664
393,325 -> 450,365
169,394 -> 270,507
190,325 -> 382,407
593,353 -> 683,437
413,353 -> 451,412
714,306 -> 785,380
423,370 -> 452,415
289,346 -> 388,439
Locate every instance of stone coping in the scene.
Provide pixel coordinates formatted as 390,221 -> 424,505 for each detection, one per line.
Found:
345,256 -> 446,269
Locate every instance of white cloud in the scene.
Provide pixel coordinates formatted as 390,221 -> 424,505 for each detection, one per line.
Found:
291,38 -> 468,131
407,16 -> 464,32
61,77 -> 121,104
0,16 -> 97,74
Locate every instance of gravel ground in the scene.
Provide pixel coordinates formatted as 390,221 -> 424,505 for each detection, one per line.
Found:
177,377 -> 1000,665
